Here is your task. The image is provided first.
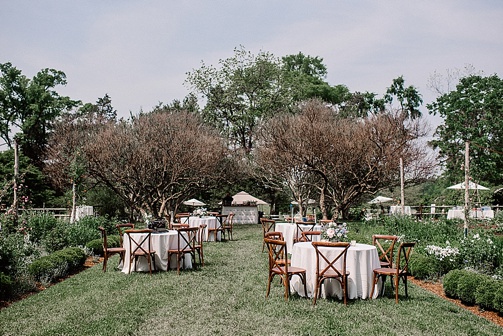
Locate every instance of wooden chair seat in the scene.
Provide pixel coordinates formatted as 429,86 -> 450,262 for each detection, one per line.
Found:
370,242 -> 416,303
264,237 -> 307,300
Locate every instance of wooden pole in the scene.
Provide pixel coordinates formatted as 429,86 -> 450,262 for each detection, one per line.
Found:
464,141 -> 470,237
400,157 -> 405,214
13,137 -> 19,227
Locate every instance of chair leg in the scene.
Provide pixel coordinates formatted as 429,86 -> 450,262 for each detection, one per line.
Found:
370,273 -> 379,299
266,273 -> 274,298
313,279 -> 321,305
394,276 -> 400,303
102,253 -> 108,272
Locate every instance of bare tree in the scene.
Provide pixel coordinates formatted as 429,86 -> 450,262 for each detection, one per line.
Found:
46,109 -> 227,221
82,110 -> 227,220
256,99 -> 435,219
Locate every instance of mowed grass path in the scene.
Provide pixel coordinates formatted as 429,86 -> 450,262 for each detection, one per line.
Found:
0,224 -> 502,336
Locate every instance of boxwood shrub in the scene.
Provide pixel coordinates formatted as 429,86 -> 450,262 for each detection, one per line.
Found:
28,247 -> 86,284
457,271 -> 485,305
494,284 -> 503,313
475,276 -> 501,311
442,269 -> 465,298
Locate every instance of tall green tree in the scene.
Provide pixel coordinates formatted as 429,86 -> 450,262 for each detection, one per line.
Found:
281,52 -> 350,105
384,76 -> 423,119
428,74 -> 503,185
186,46 -> 295,153
0,62 -> 79,167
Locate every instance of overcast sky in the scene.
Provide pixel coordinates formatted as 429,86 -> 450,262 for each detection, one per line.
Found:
2,1 -> 502,131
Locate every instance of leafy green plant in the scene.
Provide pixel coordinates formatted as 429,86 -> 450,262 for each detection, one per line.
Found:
459,231 -> 500,274
0,271 -> 13,299
443,269 -> 465,298
493,283 -> 503,313
475,276 -> 501,311
409,253 -> 439,280
457,271 -> 485,305
28,247 -> 86,284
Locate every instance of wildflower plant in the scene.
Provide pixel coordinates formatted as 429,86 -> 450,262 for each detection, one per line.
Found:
459,231 -> 500,274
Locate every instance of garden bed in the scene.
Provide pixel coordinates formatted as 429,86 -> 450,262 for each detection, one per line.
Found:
411,277 -> 503,328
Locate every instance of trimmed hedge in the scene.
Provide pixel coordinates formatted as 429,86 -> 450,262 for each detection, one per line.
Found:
443,269 -> 503,313
475,276 -> 501,311
28,247 -> 87,284
457,271 -> 485,305
442,269 -> 465,298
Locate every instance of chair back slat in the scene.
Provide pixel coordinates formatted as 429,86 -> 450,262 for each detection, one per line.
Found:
312,241 -> 350,279
264,238 -> 289,273
372,234 -> 398,267
396,242 -> 416,276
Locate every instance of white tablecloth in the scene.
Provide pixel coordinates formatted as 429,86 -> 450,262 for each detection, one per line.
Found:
447,209 -> 494,220
276,222 -> 322,252
389,206 -> 412,215
188,216 -> 220,241
290,242 -> 381,300
121,231 -> 191,274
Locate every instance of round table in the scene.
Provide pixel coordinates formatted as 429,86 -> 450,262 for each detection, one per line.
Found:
290,242 -> 381,299
275,222 -> 322,251
188,216 -> 220,241
121,231 -> 191,273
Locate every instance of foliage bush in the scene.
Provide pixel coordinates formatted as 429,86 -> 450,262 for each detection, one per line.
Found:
0,233 -> 40,277
65,216 -> 116,247
25,212 -> 60,243
474,276 -> 501,311
380,216 -> 461,245
28,247 -> 86,284
409,253 -> 439,280
442,269 -> 465,298
494,284 -> 503,313
457,271 -> 485,305
459,231 -> 500,274
0,271 -> 13,298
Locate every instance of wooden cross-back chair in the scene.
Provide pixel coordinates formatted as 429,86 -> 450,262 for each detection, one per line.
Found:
294,221 -> 317,243
264,237 -> 307,300
260,218 -> 276,252
207,216 -> 224,242
167,227 -> 198,274
372,234 -> 399,268
299,231 -> 321,242
195,224 -> 207,266
174,213 -> 191,224
312,241 -> 351,305
125,229 -> 157,275
116,223 -> 135,249
98,227 -> 126,272
222,213 -> 235,240
264,231 -> 289,266
370,242 -> 416,303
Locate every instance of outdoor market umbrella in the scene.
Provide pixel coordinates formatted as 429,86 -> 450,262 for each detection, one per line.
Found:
447,181 -> 489,190
183,198 -> 206,207
368,196 -> 394,204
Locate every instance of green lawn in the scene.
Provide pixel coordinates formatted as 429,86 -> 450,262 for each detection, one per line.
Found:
0,224 -> 501,336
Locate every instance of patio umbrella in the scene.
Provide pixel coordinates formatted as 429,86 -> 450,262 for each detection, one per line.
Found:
368,196 -> 394,204
447,181 -> 489,190
183,198 -> 206,207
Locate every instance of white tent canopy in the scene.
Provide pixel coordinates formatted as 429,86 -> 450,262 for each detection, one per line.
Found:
231,191 -> 268,205
183,198 -> 206,207
368,196 -> 394,204
291,199 -> 316,205
447,181 -> 489,190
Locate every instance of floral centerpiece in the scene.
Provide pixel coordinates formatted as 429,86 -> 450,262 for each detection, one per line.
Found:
193,208 -> 207,217
321,222 -> 349,242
